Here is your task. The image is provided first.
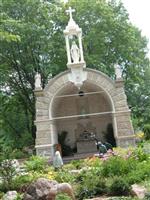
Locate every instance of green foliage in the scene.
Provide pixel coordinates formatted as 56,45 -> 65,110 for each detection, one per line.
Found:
145,192 -> 150,200
55,193 -> 72,200
55,169 -> 75,184
14,193 -> 23,200
126,160 -> 150,184
101,156 -> 136,177
109,197 -> 138,200
70,159 -> 85,169
0,159 -> 18,192
109,176 -> 131,196
143,124 -> 150,140
76,168 -> 107,199
0,192 -> 4,199
132,146 -> 149,162
142,179 -> 150,191
24,155 -> 48,172
12,175 -> 33,191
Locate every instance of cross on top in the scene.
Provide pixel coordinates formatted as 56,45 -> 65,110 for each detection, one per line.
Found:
66,7 -> 75,19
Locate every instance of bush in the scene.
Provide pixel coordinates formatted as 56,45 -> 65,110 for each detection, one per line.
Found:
10,149 -> 28,159
145,192 -> 150,200
143,124 -> 150,140
101,156 -> 136,177
70,159 -> 84,169
55,169 -> 75,184
56,193 -> 72,200
132,146 -> 149,162
14,193 -> 23,200
0,192 -> 4,199
0,159 -> 18,192
126,160 -> 150,184
24,155 -> 48,172
109,176 -> 131,196
76,169 -> 107,200
12,175 -> 33,191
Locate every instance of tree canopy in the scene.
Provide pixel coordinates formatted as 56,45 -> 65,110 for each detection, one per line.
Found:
0,0 -> 150,153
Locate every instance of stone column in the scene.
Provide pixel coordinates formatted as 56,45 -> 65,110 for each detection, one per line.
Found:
65,35 -> 71,64
34,120 -> 53,157
34,89 -> 53,158
114,79 -> 135,147
78,32 -> 84,62
112,112 -> 118,140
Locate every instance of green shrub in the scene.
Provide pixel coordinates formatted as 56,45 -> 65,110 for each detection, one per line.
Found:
145,192 -> 150,200
126,160 -> 150,184
24,155 -> 47,172
0,192 -> 4,199
143,124 -> 150,140
55,193 -> 72,200
70,159 -> 84,169
55,169 -> 76,184
10,149 -> 28,159
0,159 -> 18,192
132,147 -> 149,162
14,193 -> 23,200
109,176 -> 131,196
12,175 -> 33,191
101,156 -> 136,177
76,169 -> 107,200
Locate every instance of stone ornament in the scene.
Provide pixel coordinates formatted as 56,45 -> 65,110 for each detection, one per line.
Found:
35,72 -> 42,90
114,63 -> 122,79
64,7 -> 87,89
64,7 -> 84,65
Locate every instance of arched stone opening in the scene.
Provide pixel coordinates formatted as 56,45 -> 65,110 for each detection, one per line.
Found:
50,81 -> 116,156
34,68 -> 135,157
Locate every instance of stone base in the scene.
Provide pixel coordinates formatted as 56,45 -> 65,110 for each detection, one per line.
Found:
117,136 -> 136,148
36,144 -> 54,158
77,140 -> 97,153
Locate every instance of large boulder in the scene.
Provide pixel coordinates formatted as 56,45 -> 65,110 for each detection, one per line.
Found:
2,191 -> 17,200
23,178 -> 75,200
131,184 -> 147,199
57,182 -> 75,200
23,178 -> 58,200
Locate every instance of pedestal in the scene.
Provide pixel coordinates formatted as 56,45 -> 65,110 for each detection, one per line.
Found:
77,140 -> 97,153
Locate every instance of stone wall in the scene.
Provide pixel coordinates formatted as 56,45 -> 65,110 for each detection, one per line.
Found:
34,69 -> 135,158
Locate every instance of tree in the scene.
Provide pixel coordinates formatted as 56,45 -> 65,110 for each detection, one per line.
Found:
0,0 -> 149,151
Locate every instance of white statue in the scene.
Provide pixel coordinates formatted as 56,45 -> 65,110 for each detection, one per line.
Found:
53,151 -> 63,169
35,72 -> 42,89
114,64 -> 122,79
71,41 -> 80,63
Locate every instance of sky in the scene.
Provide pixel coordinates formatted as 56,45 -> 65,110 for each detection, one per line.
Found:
121,0 -> 150,58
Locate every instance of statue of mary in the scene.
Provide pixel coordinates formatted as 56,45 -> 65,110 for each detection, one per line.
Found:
71,41 -> 80,63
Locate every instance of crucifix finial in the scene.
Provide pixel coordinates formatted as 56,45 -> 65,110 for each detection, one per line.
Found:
66,7 -> 75,19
